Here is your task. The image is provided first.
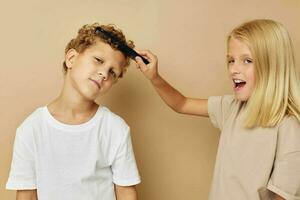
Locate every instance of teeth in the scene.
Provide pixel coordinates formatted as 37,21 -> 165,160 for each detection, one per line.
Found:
233,79 -> 245,83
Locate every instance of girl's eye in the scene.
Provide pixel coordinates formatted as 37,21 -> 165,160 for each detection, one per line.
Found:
244,58 -> 253,64
227,59 -> 234,64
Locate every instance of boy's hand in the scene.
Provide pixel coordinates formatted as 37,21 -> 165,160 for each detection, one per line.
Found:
135,50 -> 158,81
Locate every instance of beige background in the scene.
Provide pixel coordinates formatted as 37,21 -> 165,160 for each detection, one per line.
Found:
1,0 -> 299,199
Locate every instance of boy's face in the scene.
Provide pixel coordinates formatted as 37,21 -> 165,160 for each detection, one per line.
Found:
65,40 -> 127,101
227,37 -> 255,101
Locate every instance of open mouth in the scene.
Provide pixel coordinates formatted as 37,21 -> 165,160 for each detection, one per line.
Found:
233,79 -> 246,90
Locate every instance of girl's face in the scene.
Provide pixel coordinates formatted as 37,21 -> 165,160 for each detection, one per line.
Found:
227,37 -> 255,101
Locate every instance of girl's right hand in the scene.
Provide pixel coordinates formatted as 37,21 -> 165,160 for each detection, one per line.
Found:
135,50 -> 158,81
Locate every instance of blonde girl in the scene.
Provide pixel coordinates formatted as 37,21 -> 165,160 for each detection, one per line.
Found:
135,19 -> 300,200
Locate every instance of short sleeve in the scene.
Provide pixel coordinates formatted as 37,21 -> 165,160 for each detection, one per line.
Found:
208,95 -> 235,130
111,127 -> 141,186
267,117 -> 300,200
6,126 -> 36,190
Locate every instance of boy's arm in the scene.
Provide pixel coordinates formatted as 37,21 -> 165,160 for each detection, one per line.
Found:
273,194 -> 285,200
135,50 -> 208,117
16,190 -> 38,200
115,185 -> 137,200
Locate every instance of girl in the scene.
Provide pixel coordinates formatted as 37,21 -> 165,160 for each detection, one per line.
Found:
135,19 -> 300,200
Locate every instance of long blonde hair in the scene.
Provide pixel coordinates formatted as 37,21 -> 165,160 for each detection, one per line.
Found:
228,19 -> 300,128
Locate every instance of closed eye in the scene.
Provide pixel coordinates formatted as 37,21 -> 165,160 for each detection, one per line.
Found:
94,57 -> 104,64
109,69 -> 117,79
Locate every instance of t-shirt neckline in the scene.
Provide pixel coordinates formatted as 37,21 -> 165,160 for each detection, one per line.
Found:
42,106 -> 103,131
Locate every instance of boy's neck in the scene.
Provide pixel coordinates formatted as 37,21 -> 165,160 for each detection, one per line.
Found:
47,86 -> 100,125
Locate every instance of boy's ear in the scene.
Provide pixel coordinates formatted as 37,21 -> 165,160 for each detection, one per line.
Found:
65,49 -> 79,69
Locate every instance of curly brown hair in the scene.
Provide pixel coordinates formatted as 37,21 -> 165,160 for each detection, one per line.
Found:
63,23 -> 135,78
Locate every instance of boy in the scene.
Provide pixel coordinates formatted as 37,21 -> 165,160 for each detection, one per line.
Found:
6,23 -> 140,200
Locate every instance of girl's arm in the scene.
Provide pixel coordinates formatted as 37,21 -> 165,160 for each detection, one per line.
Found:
16,190 -> 38,200
135,50 -> 208,117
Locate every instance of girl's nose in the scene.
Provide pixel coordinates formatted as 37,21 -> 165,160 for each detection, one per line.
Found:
229,63 -> 241,75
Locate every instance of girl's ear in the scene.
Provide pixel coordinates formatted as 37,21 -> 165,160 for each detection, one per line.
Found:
65,49 -> 79,69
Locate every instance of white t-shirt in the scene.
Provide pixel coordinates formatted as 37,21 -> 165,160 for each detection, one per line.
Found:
6,106 -> 141,200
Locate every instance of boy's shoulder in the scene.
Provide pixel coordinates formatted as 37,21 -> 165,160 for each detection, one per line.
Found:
100,106 -> 129,131
16,106 -> 130,139
18,106 -> 45,130
15,106 -> 45,140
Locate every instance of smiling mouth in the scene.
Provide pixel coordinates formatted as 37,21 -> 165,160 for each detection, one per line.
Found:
89,78 -> 101,89
233,79 -> 246,90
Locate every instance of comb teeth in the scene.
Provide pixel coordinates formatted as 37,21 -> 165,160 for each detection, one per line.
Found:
95,27 -> 119,44
95,27 -> 149,64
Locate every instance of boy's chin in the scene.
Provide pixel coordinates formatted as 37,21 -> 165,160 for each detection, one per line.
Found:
79,90 -> 100,102
79,86 -> 106,100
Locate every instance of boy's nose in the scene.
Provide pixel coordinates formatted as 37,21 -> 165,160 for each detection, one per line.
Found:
97,71 -> 107,81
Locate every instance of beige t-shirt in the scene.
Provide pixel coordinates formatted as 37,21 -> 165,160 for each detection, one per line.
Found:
208,95 -> 300,200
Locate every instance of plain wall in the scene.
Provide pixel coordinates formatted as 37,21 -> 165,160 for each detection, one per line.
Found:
1,0 -> 299,199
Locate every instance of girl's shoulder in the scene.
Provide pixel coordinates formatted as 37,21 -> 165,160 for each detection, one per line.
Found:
279,115 -> 300,127
278,115 -> 300,134
208,95 -> 239,110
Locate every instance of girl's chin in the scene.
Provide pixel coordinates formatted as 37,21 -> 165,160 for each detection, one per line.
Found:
234,94 -> 250,102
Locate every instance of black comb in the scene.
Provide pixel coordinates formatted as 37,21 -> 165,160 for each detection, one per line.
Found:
95,27 -> 149,64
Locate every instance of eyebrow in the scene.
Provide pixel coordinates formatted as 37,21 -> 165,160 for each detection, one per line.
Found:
226,54 -> 252,58
93,55 -> 122,74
